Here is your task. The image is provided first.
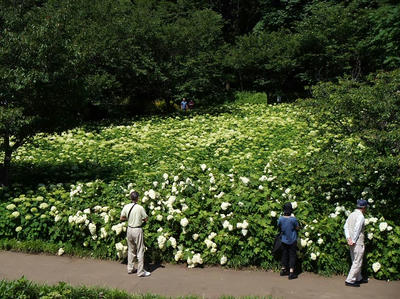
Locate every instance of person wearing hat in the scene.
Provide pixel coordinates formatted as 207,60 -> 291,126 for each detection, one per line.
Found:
278,202 -> 300,280
120,191 -> 150,277
344,199 -> 368,287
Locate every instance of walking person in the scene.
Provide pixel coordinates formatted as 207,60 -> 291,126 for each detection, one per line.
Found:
278,202 -> 300,280
344,199 -> 369,287
120,191 -> 151,277
180,98 -> 188,111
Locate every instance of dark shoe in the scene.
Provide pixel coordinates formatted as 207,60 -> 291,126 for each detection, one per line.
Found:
345,281 -> 360,287
280,269 -> 289,276
128,269 -> 137,274
356,278 -> 368,284
288,273 -> 298,280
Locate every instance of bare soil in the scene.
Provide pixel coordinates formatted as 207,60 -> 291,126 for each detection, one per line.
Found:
0,251 -> 399,298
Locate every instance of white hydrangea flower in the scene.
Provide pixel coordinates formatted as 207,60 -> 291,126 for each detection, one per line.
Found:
387,226 -> 393,231
240,177 -> 250,185
291,201 -> 297,209
270,211 -> 277,217
54,215 -> 62,222
204,239 -> 214,249
83,208 -> 91,214
372,262 -> 381,272
258,185 -> 264,190
15,226 -> 22,232
310,253 -> 317,260
220,202 -> 231,211
88,223 -> 96,235
317,238 -> 323,245
305,232 -> 310,237
285,188 -> 291,194
222,220 -> 230,229
368,233 -> 373,240
220,255 -> 227,265
192,233 -> 199,240
300,239 -> 307,248
174,250 -> 183,261
192,253 -> 203,265
6,204 -> 16,210
148,189 -> 156,200
208,232 -> 217,240
180,217 -> 189,227
241,229 -> 248,236
57,248 -> 65,256
163,173 -> 169,180
200,164 -> 207,171
241,220 -> 249,229
169,237 -> 177,248
379,222 -> 388,232
11,211 -> 20,218
157,235 -> 167,249
111,223 -> 124,235
153,181 -> 158,187
167,215 -> 174,221
157,227 -> 163,233
181,204 -> 189,212
100,227 -> 107,239
156,215 -> 163,221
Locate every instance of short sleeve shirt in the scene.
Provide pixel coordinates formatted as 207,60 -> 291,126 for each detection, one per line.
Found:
121,203 -> 148,227
278,216 -> 299,245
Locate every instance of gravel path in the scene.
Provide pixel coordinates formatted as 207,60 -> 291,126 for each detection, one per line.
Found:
0,251 -> 399,298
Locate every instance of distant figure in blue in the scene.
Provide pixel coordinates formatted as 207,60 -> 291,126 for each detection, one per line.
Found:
278,202 -> 300,280
180,98 -> 187,111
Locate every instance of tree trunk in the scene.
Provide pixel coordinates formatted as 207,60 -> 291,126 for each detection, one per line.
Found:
1,133 -> 11,186
238,70 -> 243,91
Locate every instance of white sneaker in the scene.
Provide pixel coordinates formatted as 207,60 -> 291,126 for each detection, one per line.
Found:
138,271 -> 151,277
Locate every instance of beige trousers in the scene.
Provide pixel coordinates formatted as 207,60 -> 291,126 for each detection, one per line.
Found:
127,227 -> 145,276
346,243 -> 364,283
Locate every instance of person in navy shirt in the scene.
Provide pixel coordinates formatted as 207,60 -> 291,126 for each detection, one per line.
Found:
278,202 -> 300,279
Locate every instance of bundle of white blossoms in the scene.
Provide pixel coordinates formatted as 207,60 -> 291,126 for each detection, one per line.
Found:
372,262 -> 381,272
220,202 -> 231,211
222,220 -> 233,231
111,222 -> 125,235
157,235 -> 167,249
187,253 -> 203,268
115,242 -> 128,259
237,220 -> 249,236
220,255 -> 228,265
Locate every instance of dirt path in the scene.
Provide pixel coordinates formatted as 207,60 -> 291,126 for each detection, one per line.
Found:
0,251 -> 399,299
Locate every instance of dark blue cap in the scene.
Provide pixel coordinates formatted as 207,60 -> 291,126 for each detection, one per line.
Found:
357,199 -> 368,208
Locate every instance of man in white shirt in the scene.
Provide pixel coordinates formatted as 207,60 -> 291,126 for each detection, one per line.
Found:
120,191 -> 150,277
343,199 -> 368,287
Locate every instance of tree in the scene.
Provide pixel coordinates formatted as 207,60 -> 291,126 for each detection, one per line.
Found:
0,3 -> 85,185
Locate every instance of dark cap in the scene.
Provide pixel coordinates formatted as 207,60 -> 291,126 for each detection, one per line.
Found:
357,199 -> 368,208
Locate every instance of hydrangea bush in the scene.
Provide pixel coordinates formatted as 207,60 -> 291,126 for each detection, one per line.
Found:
0,103 -> 398,280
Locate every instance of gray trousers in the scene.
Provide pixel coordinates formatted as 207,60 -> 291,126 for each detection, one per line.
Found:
346,243 -> 364,283
127,227 -> 145,276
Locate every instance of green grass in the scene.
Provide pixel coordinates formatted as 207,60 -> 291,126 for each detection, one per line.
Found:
0,277 -> 274,299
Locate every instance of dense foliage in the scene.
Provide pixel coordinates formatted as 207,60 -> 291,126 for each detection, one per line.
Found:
0,277 -> 203,299
0,89 -> 398,279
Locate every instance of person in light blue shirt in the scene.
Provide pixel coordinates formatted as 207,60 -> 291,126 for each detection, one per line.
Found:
180,98 -> 187,111
278,202 -> 300,280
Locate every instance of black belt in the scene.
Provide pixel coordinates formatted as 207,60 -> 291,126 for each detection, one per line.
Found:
128,225 -> 142,228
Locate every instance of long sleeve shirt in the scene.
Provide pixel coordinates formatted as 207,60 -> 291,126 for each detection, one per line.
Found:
344,209 -> 365,244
